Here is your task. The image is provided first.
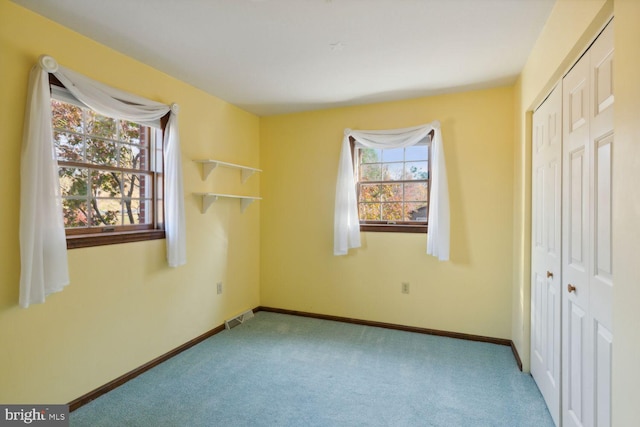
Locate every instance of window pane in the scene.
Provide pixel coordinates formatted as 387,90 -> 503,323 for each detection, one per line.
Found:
62,199 -> 88,228
141,174 -> 153,199
123,198 -> 152,225
154,136 -> 164,173
54,132 -> 84,161
91,170 -> 122,198
359,203 -> 381,221
405,203 -> 428,221
139,198 -> 153,224
382,148 -> 403,162
123,173 -> 153,199
380,183 -> 402,201
87,138 -> 118,167
119,120 -> 145,145
382,202 -> 403,221
59,167 -> 88,197
404,182 -> 429,201
119,144 -> 148,170
91,198 -> 121,226
405,161 -> 429,180
123,173 -> 140,199
405,145 -> 428,161
52,100 -> 82,132
360,163 -> 381,181
382,163 -> 403,180
360,148 -> 381,163
156,173 -> 164,227
86,110 -> 116,139
359,184 -> 381,202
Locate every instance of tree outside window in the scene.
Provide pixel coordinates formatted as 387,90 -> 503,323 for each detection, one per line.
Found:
355,143 -> 430,233
52,97 -> 163,237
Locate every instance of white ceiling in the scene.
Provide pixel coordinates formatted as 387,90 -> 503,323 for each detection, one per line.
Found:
12,0 -> 556,116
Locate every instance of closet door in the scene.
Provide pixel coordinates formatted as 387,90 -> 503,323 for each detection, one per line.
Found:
531,84 -> 562,427
562,46 -> 591,427
562,21 -> 614,427
587,21 -> 614,427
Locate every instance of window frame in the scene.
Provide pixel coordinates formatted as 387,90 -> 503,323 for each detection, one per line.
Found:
49,76 -> 166,249
351,131 -> 433,234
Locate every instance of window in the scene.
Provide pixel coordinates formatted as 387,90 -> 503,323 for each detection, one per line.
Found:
51,85 -> 165,248
353,138 -> 431,233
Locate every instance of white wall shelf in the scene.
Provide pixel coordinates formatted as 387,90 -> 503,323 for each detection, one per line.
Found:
194,193 -> 261,214
194,159 -> 261,183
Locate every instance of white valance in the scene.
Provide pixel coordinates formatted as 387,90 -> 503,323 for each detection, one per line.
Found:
19,55 -> 187,308
334,122 -> 450,260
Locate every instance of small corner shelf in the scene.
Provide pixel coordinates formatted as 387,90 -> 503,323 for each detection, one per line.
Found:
194,159 -> 261,183
194,193 -> 262,214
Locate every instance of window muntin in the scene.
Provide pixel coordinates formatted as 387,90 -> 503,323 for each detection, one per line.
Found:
51,96 -> 163,236
355,142 -> 430,232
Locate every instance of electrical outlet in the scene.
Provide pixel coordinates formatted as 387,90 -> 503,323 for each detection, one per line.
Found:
217,282 -> 223,295
401,282 -> 410,294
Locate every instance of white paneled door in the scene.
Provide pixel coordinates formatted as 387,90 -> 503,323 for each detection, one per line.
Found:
531,84 -> 562,427
562,20 -> 614,427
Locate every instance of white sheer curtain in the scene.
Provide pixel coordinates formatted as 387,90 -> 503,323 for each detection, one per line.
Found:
19,55 -> 186,308
333,121 -> 450,260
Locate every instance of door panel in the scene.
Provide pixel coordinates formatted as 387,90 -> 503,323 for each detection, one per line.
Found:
563,45 -> 591,427
531,84 -> 562,426
568,148 -> 587,273
533,272 -> 545,364
546,281 -> 558,383
592,23 -> 614,117
595,323 -> 612,427
590,135 -> 613,333
569,81 -> 588,132
547,160 -> 560,257
562,20 -> 614,427
588,25 -> 614,427
567,302 -> 586,427
595,136 -> 612,280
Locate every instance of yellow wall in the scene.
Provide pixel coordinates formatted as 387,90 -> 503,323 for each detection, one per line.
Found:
0,1 -> 260,403
611,0 -> 640,423
260,87 -> 515,339
511,0 -> 611,371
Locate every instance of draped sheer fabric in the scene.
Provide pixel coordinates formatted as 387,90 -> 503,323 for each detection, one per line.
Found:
334,122 -> 450,260
19,55 -> 186,308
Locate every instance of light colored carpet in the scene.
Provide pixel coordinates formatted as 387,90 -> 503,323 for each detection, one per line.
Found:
70,312 -> 553,426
